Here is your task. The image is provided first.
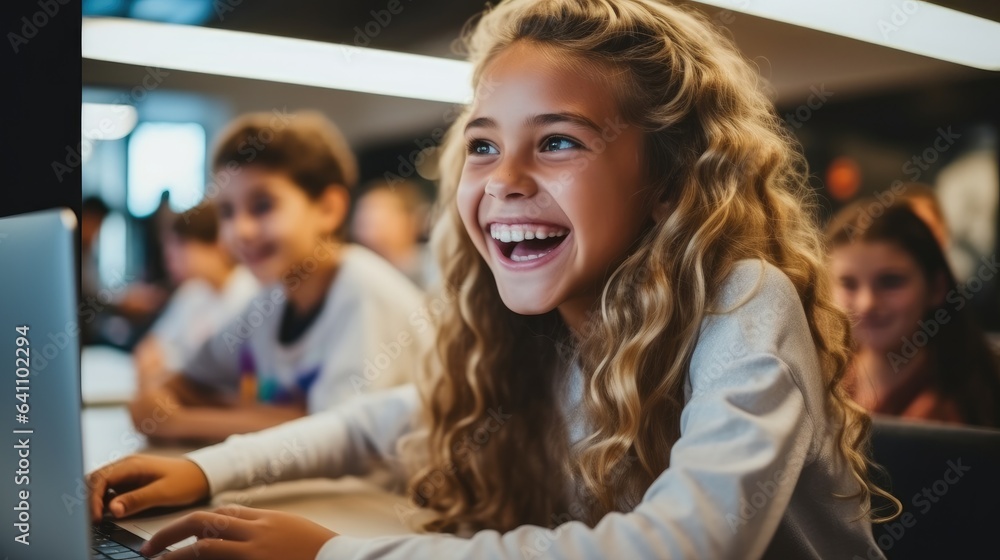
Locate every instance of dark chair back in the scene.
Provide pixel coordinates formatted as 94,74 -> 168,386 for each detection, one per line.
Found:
869,416 -> 1000,559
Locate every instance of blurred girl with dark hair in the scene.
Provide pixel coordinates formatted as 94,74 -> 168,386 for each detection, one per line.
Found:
827,201 -> 1000,428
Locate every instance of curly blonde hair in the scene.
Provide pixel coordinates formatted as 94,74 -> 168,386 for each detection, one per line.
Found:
404,0 -> 899,533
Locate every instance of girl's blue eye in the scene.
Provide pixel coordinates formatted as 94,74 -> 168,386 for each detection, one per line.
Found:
467,140 -> 499,156
541,136 -> 580,152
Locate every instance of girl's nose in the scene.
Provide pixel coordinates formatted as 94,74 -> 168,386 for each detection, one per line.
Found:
855,286 -> 877,315
484,158 -> 538,200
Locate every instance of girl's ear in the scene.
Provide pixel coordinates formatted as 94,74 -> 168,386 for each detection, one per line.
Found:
318,185 -> 350,236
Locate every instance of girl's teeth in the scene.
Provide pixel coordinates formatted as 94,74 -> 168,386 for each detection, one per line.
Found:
489,224 -> 569,241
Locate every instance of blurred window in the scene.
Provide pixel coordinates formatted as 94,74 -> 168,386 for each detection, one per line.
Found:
126,121 -> 206,217
98,211 -> 127,288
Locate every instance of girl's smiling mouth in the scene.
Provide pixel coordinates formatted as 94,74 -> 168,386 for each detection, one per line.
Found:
487,222 -> 571,266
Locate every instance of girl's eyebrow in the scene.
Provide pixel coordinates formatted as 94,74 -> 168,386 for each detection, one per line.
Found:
464,113 -> 603,134
529,112 -> 602,134
465,116 -> 497,132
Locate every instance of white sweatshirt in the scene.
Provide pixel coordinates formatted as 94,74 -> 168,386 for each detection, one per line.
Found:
186,259 -> 885,560
182,245 -> 428,413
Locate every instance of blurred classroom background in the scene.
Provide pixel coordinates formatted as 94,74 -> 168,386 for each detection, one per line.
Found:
80,0 -> 1000,346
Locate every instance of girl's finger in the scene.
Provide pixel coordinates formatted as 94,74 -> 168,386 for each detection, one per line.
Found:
86,458 -> 149,521
159,538 -> 247,560
86,469 -> 110,522
141,511 -> 253,557
108,478 -> 173,518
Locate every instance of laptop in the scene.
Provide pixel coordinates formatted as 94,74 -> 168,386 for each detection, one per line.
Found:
870,416 -> 1000,559
0,208 -> 155,559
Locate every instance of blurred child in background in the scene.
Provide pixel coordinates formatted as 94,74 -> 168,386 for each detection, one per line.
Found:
350,179 -> 438,289
128,111 -> 429,444
133,203 -> 259,391
827,201 -> 1000,428
81,196 -> 110,300
80,196 -> 110,345
81,196 -> 170,347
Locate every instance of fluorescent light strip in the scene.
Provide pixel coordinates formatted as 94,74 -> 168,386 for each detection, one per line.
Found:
82,18 -> 474,103
691,0 -> 1000,71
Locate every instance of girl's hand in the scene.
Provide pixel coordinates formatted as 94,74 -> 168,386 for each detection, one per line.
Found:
139,506 -> 337,560
86,455 -> 210,522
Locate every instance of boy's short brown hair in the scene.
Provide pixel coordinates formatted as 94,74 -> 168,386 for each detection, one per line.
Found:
211,111 -> 358,197
171,203 -> 218,244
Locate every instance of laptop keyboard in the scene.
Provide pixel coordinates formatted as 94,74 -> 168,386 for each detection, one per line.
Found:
91,522 -> 154,559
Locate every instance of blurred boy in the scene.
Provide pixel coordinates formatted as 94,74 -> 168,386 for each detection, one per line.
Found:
129,112 -> 429,443
133,203 -> 259,391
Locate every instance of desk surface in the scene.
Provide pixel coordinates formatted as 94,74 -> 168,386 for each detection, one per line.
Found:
82,345 -> 137,405
82,406 -> 416,548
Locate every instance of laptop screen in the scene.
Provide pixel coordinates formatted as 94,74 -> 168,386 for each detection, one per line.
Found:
0,209 -> 89,560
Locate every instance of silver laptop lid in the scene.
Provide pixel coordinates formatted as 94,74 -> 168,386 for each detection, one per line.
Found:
0,208 -> 87,559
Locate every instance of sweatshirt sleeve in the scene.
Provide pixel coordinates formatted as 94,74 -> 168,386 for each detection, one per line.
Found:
184,384 -> 419,495
316,261 -> 820,560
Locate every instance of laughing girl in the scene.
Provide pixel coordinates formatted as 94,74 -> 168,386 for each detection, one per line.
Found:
90,1 -> 897,558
